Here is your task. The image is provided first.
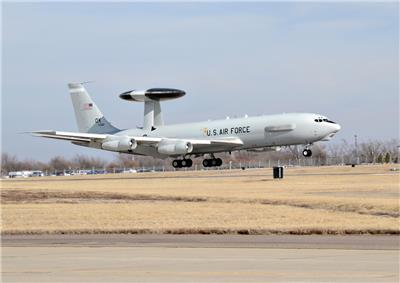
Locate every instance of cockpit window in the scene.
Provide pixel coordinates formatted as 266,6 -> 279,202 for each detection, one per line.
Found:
314,117 -> 336,124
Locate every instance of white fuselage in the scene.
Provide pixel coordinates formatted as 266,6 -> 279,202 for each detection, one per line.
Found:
113,112 -> 340,158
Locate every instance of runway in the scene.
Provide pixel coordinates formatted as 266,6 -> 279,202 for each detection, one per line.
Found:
2,235 -> 399,282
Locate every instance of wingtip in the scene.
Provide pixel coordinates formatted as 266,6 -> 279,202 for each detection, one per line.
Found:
18,131 -> 52,135
29,130 -> 56,135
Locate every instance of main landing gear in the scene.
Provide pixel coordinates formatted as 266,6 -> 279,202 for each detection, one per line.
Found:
172,159 -> 193,169
202,158 -> 222,168
302,148 -> 312,157
172,154 -> 223,169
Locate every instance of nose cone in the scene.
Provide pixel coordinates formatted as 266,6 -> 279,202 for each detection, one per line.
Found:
333,123 -> 341,133
321,122 -> 341,141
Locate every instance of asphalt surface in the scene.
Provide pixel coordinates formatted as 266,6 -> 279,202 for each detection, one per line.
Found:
2,235 -> 399,282
2,234 -> 399,249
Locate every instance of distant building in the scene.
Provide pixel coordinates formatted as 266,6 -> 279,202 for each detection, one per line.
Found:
8,170 -> 44,178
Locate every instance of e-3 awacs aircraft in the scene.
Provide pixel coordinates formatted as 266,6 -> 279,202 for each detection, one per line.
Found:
32,83 -> 341,168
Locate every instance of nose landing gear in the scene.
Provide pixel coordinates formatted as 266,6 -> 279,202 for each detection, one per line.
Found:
302,148 -> 312,157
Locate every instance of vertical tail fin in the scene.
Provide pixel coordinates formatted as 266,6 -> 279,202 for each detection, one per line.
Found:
68,83 -> 119,134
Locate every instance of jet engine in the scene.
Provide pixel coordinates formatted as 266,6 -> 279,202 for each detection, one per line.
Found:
157,139 -> 193,155
101,136 -> 137,152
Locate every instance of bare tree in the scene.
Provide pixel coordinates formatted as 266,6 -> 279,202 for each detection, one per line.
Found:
1,153 -> 20,174
48,156 -> 72,171
360,141 -> 382,163
113,154 -> 139,168
287,145 -> 301,161
71,155 -> 106,169
381,139 -> 399,163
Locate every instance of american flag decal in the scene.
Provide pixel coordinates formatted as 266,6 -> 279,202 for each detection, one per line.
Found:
83,103 -> 93,110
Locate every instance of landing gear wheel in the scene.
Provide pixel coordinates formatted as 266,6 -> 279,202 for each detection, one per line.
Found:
203,159 -> 210,167
172,160 -> 182,168
173,159 -> 193,168
202,158 -> 222,167
180,159 -> 193,168
302,149 -> 312,157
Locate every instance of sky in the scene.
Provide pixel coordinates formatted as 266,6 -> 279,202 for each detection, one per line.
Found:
2,2 -> 399,161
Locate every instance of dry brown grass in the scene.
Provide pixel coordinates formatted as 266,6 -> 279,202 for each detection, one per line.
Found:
1,164 -> 399,235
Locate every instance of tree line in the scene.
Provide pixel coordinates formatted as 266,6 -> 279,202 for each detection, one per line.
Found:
1,139 -> 398,175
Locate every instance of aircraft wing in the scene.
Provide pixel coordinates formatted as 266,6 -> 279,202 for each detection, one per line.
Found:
31,130 -> 108,142
31,130 -> 243,149
30,130 -> 164,144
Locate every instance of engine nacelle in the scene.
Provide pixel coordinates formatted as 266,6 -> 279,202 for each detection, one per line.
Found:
101,136 -> 137,152
157,139 -> 193,155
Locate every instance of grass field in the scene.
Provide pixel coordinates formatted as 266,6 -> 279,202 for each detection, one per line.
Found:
1,165 -> 399,235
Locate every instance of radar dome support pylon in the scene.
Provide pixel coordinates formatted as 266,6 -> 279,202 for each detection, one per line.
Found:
119,88 -> 186,130
144,100 -> 162,130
